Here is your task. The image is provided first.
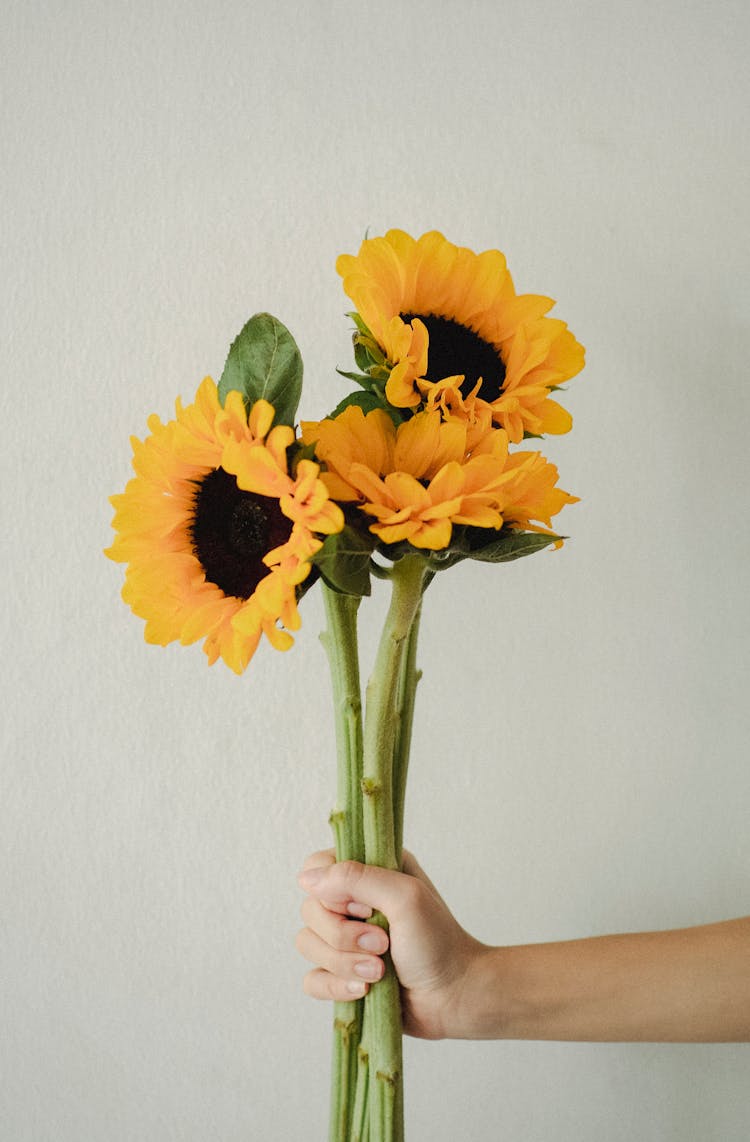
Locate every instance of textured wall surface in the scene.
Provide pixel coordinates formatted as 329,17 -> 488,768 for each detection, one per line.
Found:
2,1 -> 749,1138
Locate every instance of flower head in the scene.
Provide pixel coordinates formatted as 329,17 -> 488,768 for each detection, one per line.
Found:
302,404 -> 577,552
106,378 -> 344,673
337,229 -> 584,442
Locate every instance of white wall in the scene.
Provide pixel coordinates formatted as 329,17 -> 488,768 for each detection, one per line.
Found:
2,1 -> 749,1138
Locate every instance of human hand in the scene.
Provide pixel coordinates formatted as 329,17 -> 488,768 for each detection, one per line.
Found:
296,850 -> 487,1040
298,855 -> 750,1044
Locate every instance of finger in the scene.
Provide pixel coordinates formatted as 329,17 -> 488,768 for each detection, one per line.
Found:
301,849 -> 336,873
297,856 -> 374,919
295,926 -> 385,985
297,860 -> 418,922
300,851 -> 358,915
300,890 -> 373,923
300,897 -> 389,955
298,857 -> 373,920
303,967 -> 369,1001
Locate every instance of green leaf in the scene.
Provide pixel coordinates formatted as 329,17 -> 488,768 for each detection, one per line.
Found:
462,530 -> 562,563
218,312 -> 303,427
311,526 -> 375,597
415,527 -> 564,572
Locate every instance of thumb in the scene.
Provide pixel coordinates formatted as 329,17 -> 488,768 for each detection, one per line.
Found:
297,860 -> 412,921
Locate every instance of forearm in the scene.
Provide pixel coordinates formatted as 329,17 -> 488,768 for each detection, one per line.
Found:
462,917 -> 750,1042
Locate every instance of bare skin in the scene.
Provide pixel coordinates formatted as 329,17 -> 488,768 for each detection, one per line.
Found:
296,851 -> 750,1043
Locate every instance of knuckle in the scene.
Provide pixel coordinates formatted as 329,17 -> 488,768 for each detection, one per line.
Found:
303,969 -> 338,1002
329,918 -> 355,952
329,949 -> 352,980
398,872 -> 419,903
337,949 -> 375,982
337,860 -> 365,892
302,849 -> 335,872
395,873 -> 423,915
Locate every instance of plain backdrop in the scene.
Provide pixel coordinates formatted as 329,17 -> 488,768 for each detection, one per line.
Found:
2,1 -> 749,1139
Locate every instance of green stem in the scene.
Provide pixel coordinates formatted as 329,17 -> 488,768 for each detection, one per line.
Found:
322,587 -> 364,864
362,555 -> 427,869
321,586 -> 365,1141
391,586 -> 426,866
361,554 -> 427,1142
350,1008 -> 370,1141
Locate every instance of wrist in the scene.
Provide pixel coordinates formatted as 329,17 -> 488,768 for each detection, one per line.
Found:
444,942 -> 512,1040
451,943 -> 537,1040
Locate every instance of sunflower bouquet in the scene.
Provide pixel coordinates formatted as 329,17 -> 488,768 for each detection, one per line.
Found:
107,229 -> 584,1141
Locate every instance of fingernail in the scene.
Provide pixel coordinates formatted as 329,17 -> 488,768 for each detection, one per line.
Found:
346,980 -> 367,996
298,868 -> 325,887
357,930 -> 383,952
346,901 -> 373,919
354,960 -> 380,981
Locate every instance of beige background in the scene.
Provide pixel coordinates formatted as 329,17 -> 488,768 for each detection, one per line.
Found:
2,0 -> 749,1138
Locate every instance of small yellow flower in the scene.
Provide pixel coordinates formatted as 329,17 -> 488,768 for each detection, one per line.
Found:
303,405 -> 577,552
337,229 -> 584,442
106,378 -> 344,673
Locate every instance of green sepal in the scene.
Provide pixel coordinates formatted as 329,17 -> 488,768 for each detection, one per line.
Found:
287,439 -> 317,477
311,526 -> 375,597
347,311 -> 372,337
354,340 -> 375,373
335,368 -> 377,389
218,312 -> 303,427
365,365 -> 391,384
335,364 -> 390,392
346,310 -> 388,372
353,337 -> 386,373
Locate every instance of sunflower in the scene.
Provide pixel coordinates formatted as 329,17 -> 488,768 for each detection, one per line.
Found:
302,404 -> 577,551
106,377 -> 344,673
336,229 -> 585,443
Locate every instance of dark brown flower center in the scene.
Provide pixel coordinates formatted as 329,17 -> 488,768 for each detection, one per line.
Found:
400,313 -> 506,401
190,467 -> 292,599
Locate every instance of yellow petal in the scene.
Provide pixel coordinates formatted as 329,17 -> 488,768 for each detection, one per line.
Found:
537,397 -> 573,435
